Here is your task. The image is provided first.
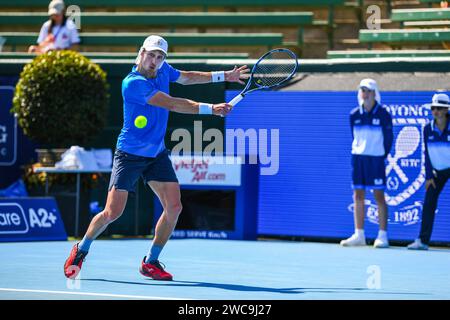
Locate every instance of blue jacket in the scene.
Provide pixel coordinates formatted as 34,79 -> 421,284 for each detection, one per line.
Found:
350,102 -> 393,158
424,118 -> 450,179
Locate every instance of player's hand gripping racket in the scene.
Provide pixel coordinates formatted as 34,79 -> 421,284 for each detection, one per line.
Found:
228,48 -> 298,107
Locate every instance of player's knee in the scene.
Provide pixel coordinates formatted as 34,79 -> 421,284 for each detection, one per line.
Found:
171,201 -> 183,216
166,201 -> 182,219
101,209 -> 123,224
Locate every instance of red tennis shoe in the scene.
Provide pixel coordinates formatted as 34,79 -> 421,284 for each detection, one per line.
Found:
139,258 -> 173,281
64,243 -> 88,279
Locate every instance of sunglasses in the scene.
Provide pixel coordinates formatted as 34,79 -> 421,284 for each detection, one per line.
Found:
431,106 -> 448,111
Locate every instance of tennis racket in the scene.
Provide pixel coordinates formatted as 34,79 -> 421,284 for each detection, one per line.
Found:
228,48 -> 298,106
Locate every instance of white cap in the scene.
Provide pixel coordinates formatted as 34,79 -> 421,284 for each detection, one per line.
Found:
359,78 -> 377,91
424,93 -> 450,109
142,35 -> 168,56
135,35 -> 168,65
358,78 -> 381,106
48,0 -> 65,15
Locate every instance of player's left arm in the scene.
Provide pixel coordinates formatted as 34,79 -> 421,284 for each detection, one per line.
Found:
382,110 -> 394,158
176,65 -> 249,85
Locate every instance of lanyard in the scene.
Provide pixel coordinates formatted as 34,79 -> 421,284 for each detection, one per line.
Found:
51,24 -> 64,40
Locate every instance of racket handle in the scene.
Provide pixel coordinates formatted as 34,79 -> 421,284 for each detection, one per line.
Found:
228,94 -> 244,106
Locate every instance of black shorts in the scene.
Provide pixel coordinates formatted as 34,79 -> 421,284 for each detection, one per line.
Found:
108,149 -> 178,193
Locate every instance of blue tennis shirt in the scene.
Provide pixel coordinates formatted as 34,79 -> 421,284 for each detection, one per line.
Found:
117,62 -> 181,157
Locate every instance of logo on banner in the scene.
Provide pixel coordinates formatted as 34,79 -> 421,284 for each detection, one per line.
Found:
347,200 -> 423,226
348,104 -> 430,226
385,106 -> 428,209
0,202 -> 59,234
0,86 -> 17,166
0,203 -> 29,234
173,157 -> 215,183
171,156 -> 241,186
0,198 -> 66,242
172,230 -> 229,239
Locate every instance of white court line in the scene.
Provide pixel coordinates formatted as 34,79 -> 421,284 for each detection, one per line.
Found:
0,288 -> 192,300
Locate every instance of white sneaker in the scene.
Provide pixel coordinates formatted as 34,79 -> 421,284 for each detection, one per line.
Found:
340,234 -> 366,247
373,237 -> 389,248
407,239 -> 429,250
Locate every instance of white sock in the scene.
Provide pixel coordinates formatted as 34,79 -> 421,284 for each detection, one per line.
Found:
378,230 -> 387,239
355,229 -> 365,238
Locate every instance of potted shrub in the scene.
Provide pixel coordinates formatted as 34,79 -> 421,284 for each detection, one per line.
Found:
11,50 -> 109,165
11,50 -> 110,236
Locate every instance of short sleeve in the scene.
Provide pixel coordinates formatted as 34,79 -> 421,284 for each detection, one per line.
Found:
167,63 -> 181,82
123,78 -> 159,105
68,21 -> 80,44
37,21 -> 50,44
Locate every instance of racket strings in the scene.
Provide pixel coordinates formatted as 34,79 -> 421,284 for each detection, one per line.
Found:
252,51 -> 297,88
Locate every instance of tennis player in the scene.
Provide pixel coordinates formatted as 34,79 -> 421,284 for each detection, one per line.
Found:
340,79 -> 393,248
64,35 -> 249,280
408,93 -> 450,250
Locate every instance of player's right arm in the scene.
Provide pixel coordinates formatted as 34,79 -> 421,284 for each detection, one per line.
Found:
148,91 -> 232,117
124,77 -> 232,117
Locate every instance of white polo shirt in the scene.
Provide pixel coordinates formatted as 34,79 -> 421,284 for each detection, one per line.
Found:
37,19 -> 80,50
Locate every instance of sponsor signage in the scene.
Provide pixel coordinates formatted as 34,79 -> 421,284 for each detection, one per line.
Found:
0,86 -> 17,166
226,91 -> 450,242
0,198 -> 67,242
170,155 -> 242,186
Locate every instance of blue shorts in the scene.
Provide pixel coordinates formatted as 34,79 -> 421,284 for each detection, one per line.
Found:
108,148 -> 178,193
352,155 -> 386,190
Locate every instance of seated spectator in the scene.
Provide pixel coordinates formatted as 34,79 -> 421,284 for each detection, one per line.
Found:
28,0 -> 80,54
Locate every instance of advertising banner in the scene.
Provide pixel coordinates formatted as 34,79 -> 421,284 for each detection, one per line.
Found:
226,90 -> 450,243
0,197 -> 67,242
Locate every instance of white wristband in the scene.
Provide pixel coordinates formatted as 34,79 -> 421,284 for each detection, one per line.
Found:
199,103 -> 213,115
211,71 -> 225,83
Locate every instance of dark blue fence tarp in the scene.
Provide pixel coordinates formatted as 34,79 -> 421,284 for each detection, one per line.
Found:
0,76 -> 38,189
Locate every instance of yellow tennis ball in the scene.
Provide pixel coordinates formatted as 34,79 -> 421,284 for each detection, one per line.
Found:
134,115 -> 147,129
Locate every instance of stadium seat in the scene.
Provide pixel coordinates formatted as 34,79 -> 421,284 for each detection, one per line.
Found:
359,29 -> 450,49
0,0 -> 347,52
391,8 -> 450,23
0,51 -> 250,60
0,0 -> 346,8
403,21 -> 450,28
327,49 -> 450,58
0,12 -> 313,48
0,32 -> 285,51
0,12 -> 314,27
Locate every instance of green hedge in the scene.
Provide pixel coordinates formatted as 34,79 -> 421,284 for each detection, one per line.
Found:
11,50 -> 109,147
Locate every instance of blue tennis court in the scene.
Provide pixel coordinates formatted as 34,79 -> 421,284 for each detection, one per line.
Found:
1,239 -> 449,300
